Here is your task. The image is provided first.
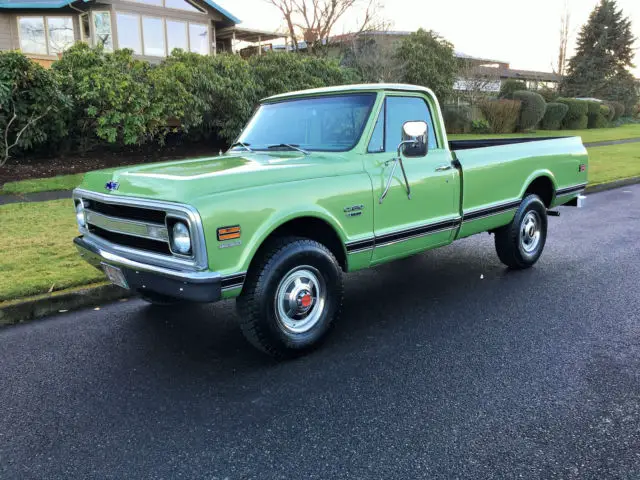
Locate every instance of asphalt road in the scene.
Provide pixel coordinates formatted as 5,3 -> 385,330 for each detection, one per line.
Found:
1,185 -> 639,479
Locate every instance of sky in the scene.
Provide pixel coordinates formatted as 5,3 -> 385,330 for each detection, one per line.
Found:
217,0 -> 640,77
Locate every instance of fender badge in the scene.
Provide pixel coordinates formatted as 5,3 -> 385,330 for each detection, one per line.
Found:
219,240 -> 242,249
105,181 -> 120,192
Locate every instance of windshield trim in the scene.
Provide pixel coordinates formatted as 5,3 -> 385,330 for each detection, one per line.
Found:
235,93 -> 378,154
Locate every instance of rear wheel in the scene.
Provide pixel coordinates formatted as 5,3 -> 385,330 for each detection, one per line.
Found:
236,237 -> 343,358
494,194 -> 548,269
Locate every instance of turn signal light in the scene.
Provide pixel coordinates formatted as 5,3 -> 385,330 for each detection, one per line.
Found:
217,225 -> 241,241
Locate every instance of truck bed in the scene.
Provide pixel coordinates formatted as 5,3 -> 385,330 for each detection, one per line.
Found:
449,137 -> 569,151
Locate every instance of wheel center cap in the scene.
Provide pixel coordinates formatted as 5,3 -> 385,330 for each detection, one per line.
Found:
298,292 -> 313,309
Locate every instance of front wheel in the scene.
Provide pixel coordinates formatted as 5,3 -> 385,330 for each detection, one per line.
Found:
236,237 -> 343,359
494,194 -> 548,269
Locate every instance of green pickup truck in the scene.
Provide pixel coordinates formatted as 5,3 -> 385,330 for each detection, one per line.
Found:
73,84 -> 588,357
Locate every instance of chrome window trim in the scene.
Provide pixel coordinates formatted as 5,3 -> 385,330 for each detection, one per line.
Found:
73,188 -> 208,271
85,208 -> 169,243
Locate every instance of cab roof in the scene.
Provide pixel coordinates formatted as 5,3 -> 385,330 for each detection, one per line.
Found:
262,83 -> 437,103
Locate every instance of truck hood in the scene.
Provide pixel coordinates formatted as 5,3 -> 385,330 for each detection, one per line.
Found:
78,151 -> 363,202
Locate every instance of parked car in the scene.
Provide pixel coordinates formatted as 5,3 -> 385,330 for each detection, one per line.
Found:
73,84 -> 588,357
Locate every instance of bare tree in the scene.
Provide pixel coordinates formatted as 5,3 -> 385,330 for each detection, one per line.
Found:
265,0 -> 382,53
454,61 -> 501,106
342,31 -> 400,82
555,2 -> 570,77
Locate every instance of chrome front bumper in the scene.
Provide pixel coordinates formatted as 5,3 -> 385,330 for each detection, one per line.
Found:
74,236 -> 223,302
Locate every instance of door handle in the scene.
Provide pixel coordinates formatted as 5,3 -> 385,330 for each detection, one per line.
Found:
435,164 -> 452,172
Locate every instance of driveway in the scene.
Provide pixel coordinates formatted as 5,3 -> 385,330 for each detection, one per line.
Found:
1,185 -> 639,479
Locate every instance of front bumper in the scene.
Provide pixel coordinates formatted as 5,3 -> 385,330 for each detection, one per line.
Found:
74,236 -> 222,302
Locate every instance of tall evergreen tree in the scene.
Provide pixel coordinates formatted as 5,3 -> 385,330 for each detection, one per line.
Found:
562,0 -> 637,111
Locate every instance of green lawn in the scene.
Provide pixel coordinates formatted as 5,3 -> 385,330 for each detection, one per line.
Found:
1,173 -> 84,195
0,199 -> 105,302
587,143 -> 640,186
449,123 -> 640,144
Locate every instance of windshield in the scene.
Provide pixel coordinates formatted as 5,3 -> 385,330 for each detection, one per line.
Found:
236,94 -> 376,152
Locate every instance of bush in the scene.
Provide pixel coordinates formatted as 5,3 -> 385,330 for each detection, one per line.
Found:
541,102 -> 569,130
602,102 -> 617,122
609,101 -> 625,121
585,100 -> 606,128
0,52 -> 69,164
538,86 -> 560,103
479,99 -> 521,133
470,119 -> 491,134
153,50 -> 257,144
557,98 -> 588,129
512,90 -> 546,130
499,79 -> 527,99
53,44 -> 166,149
442,105 -> 471,134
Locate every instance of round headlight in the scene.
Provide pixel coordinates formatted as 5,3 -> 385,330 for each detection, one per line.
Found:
76,200 -> 86,228
171,222 -> 191,254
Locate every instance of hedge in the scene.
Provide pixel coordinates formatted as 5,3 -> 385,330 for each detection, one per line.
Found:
442,105 -> 472,134
557,98 -> 588,129
1,46 -> 362,159
498,79 -> 527,99
541,102 -> 569,130
512,90 -> 546,131
479,99 -> 521,133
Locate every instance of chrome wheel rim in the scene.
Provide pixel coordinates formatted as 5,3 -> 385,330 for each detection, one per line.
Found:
520,211 -> 541,254
274,266 -> 326,334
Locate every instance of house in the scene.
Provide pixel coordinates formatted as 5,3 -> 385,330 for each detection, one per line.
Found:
0,0 -> 282,66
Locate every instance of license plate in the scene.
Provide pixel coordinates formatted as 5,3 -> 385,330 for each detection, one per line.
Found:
102,263 -> 129,289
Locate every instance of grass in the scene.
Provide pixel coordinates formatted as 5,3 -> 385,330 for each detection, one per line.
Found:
1,173 -> 84,195
0,199 -> 104,302
449,123 -> 640,144
0,141 -> 638,303
587,143 -> 640,186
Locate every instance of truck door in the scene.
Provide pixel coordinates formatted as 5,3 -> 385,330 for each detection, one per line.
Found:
364,94 -> 460,264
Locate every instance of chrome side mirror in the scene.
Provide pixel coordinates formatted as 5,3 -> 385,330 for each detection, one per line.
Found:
399,121 -> 428,158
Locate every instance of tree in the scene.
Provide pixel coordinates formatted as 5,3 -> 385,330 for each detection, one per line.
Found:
265,0 -> 381,53
341,32 -> 401,83
555,2 -> 570,78
562,0 -> 638,111
394,29 -> 457,102
453,60 -> 501,106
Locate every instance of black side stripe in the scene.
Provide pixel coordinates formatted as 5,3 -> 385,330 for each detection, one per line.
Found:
556,183 -> 587,196
345,218 -> 460,253
221,273 -> 246,290
462,200 -> 521,222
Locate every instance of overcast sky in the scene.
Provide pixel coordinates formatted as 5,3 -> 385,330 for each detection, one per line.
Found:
217,0 -> 640,76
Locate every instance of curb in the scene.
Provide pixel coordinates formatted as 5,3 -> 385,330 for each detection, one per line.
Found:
585,176 -> 640,194
0,282 -> 131,327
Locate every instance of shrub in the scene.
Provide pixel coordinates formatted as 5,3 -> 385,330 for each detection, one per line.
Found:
442,105 -> 472,134
585,100 -> 607,128
538,86 -> 560,103
556,98 -> 588,129
470,119 -> 491,134
609,101 -> 625,121
512,90 -> 546,130
541,102 -> 569,130
479,99 -> 521,133
153,50 -> 257,144
53,43 -> 166,149
499,79 -> 527,99
0,51 -> 69,165
603,102 -> 617,122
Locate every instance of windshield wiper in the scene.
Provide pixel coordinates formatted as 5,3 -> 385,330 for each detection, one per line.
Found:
266,143 -> 310,155
229,141 -> 252,152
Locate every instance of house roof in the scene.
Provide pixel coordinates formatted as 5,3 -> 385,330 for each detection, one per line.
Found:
217,26 -> 283,43
0,0 -> 242,23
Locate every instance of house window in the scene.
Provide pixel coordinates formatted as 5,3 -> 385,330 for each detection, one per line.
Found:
18,16 -> 75,56
125,0 -> 203,12
116,13 -> 142,54
142,17 -> 165,57
93,11 -> 113,51
188,23 -> 208,55
166,20 -> 188,53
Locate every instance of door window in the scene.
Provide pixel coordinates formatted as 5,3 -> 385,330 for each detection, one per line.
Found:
383,96 -> 438,152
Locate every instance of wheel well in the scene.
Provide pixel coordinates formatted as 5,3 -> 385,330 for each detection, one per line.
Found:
250,217 -> 347,272
524,176 -> 554,207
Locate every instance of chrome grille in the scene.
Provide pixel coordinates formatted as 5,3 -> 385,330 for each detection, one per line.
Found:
73,189 -> 208,272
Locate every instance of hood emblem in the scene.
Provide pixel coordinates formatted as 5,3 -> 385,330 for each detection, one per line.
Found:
105,181 -> 119,192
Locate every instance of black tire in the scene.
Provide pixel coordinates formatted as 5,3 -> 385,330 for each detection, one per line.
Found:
236,236 -> 343,359
494,194 -> 548,269
139,291 -> 184,306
